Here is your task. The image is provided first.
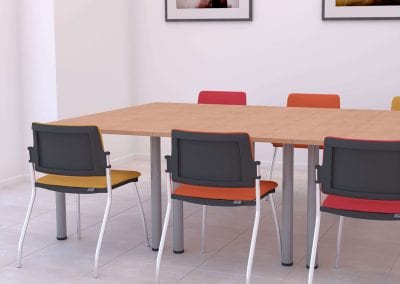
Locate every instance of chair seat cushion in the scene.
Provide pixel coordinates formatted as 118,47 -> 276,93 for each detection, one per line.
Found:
272,143 -> 323,149
173,180 -> 278,201
36,170 -> 141,191
322,195 -> 400,214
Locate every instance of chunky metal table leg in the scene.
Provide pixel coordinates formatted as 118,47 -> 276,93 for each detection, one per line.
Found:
173,199 -> 184,254
281,144 -> 294,266
55,192 -> 67,240
307,145 -> 319,268
151,137 -> 162,251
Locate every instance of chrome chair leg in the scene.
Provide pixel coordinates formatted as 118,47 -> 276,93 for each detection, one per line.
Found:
134,183 -> 150,247
308,187 -> 321,284
17,164 -> 37,268
269,195 -> 281,257
76,194 -> 81,240
246,179 -> 261,284
93,170 -> 113,278
269,147 -> 277,180
201,205 -> 206,254
335,216 -> 344,269
156,175 -> 173,284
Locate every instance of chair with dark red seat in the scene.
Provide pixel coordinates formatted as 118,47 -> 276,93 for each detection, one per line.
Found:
156,130 -> 281,284
198,90 -> 247,105
269,93 -> 340,180
308,137 -> 400,284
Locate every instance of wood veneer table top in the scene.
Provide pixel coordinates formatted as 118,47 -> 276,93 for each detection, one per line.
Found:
55,102 -> 400,146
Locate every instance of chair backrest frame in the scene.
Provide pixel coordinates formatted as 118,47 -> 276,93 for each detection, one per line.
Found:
287,93 -> 340,109
198,91 -> 247,105
166,130 -> 258,188
318,137 -> 400,200
31,123 -> 107,176
391,96 -> 400,111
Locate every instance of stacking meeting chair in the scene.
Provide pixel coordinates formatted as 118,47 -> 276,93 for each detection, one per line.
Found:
197,90 -> 247,253
391,96 -> 400,110
156,130 -> 281,284
198,90 -> 247,105
17,123 -> 149,277
308,137 -> 400,284
269,93 -> 340,180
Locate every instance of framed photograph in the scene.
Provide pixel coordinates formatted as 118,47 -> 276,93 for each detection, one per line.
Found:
165,0 -> 252,21
323,0 -> 400,20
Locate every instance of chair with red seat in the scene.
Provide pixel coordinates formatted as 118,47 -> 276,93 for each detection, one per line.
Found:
156,130 -> 281,284
197,90 -> 248,253
198,90 -> 247,105
308,137 -> 400,284
269,93 -> 340,179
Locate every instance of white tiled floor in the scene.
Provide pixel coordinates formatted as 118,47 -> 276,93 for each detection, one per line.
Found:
1,158 -> 400,283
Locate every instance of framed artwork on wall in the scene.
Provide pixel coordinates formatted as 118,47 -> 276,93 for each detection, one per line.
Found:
165,0 -> 252,21
323,0 -> 400,20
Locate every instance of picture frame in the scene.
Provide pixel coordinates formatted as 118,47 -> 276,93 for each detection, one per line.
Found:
323,0 -> 400,20
165,0 -> 252,22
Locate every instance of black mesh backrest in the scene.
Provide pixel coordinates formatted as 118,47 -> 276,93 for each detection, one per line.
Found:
31,123 -> 107,176
167,130 -> 258,188
319,137 -> 400,200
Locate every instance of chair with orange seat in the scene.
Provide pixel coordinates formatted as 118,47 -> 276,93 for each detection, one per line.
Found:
308,137 -> 400,284
197,90 -> 248,253
156,130 -> 281,284
269,93 -> 341,180
391,96 -> 400,110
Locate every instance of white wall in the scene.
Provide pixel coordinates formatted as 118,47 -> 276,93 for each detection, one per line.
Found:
19,0 -> 58,150
130,1 -> 400,165
0,0 -> 24,182
54,0 -> 137,159
1,0 -> 58,184
2,0 -> 400,182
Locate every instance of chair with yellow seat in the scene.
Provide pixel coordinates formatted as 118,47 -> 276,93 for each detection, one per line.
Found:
391,96 -> 400,110
17,123 -> 149,277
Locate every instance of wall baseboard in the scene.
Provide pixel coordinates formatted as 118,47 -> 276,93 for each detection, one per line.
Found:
0,153 -> 309,188
0,174 -> 29,188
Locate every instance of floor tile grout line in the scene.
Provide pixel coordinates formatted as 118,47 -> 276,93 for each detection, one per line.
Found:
82,240 -> 150,278
177,225 -> 252,283
0,209 -> 54,232
175,202 -> 286,282
384,249 -> 400,283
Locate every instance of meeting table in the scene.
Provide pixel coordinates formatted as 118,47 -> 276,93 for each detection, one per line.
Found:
53,102 -> 400,267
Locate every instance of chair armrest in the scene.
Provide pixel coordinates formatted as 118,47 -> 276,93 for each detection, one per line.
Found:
27,147 -> 34,163
165,155 -> 172,173
315,165 -> 322,184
